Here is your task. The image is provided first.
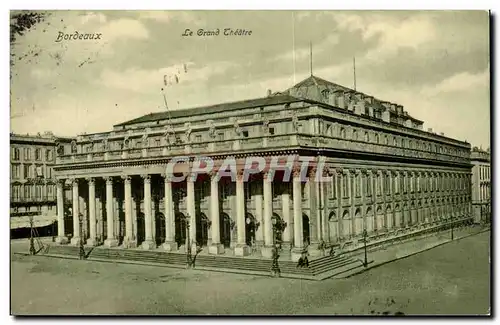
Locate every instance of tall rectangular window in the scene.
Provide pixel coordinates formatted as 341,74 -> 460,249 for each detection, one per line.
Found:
342,175 -> 348,198
355,174 -> 360,197
330,174 -> 337,199
366,175 -> 372,196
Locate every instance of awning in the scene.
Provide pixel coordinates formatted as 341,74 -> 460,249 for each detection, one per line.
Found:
10,214 -> 57,229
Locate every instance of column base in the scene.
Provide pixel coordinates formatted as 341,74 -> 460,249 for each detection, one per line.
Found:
86,238 -> 99,247
104,238 -> 119,248
234,244 -> 251,256
56,236 -> 69,245
142,240 -> 156,250
162,241 -> 178,252
123,239 -> 137,249
70,237 -> 81,246
291,247 -> 305,262
208,243 -> 225,255
280,242 -> 292,258
260,246 -> 274,258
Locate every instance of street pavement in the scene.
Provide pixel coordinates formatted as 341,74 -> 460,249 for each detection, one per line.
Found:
10,230 -> 490,315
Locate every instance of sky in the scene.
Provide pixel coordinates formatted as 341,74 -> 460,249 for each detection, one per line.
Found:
10,10 -> 490,148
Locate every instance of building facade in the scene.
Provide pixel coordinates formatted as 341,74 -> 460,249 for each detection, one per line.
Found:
10,132 -> 73,236
53,75 -> 472,260
471,147 -> 491,223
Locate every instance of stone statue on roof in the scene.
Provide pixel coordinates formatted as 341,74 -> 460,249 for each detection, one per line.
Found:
142,133 -> 149,147
234,120 -> 242,136
292,113 -> 300,132
208,122 -> 216,138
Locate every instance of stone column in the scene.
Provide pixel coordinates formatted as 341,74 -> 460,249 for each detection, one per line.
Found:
291,168 -> 304,262
122,175 -> 136,248
308,167 -> 322,257
281,183 -> 292,255
162,175 -> 177,251
209,173 -> 224,254
86,177 -> 97,246
70,179 -> 81,246
142,175 -> 155,249
261,172 -> 274,258
56,179 -> 68,244
186,174 -> 196,250
254,180 -> 264,248
235,170 -> 250,256
104,177 -> 118,247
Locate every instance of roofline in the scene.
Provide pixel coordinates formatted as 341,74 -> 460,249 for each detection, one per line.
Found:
113,94 -> 305,127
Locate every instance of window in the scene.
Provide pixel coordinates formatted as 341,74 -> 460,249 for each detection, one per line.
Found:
35,148 -> 41,161
355,174 -> 361,197
24,186 -> 31,199
195,135 -> 202,143
352,129 -> 357,140
385,135 -> 389,145
12,185 -> 20,200
342,175 -> 349,198
366,174 -> 372,196
340,128 -> 346,139
375,134 -> 379,144
330,174 -> 337,199
218,132 -> 225,142
47,185 -> 53,197
384,173 -> 390,194
393,137 -> 397,146
269,128 -> 275,135
11,165 -> 20,179
47,168 -> 52,179
364,132 -> 369,142
242,130 -> 249,138
45,149 -> 53,161
13,148 -> 20,160
377,174 -> 382,196
24,148 -> 31,160
155,139 -> 161,147
23,164 -> 30,178
401,139 -> 406,148
35,185 -> 42,200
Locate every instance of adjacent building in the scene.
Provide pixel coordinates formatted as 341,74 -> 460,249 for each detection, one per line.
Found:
10,132 -> 73,237
52,75 -> 472,261
471,147 -> 491,223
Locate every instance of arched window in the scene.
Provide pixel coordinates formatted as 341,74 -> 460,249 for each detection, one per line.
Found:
340,127 -> 346,139
352,129 -> 357,140
393,137 -> 397,146
401,138 -> 406,148
375,134 -> 380,144
385,135 -> 389,145
364,131 -> 369,142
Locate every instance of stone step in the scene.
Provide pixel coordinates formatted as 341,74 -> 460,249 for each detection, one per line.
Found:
42,244 -> 357,279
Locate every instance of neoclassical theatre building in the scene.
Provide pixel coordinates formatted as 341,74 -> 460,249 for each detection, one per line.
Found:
53,75 -> 472,260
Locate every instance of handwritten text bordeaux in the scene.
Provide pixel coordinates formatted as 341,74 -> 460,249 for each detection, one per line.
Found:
55,31 -> 102,42
182,28 -> 253,37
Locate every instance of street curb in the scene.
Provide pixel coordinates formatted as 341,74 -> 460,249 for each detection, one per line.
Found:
343,228 -> 490,278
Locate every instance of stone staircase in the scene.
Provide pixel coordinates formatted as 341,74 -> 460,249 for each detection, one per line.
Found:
41,245 -> 363,280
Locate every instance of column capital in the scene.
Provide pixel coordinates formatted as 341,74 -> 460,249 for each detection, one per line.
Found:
236,169 -> 245,181
307,166 -> 317,178
104,176 -> 113,185
292,165 -> 302,178
70,178 -> 79,186
335,167 -> 343,175
86,177 -> 95,185
141,174 -> 151,183
121,175 -> 132,183
56,178 -> 65,186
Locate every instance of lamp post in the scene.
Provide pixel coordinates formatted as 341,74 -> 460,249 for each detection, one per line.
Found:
450,218 -> 454,240
78,213 -> 86,260
29,214 -> 36,255
362,229 -> 368,267
270,215 -> 284,277
185,214 -> 192,268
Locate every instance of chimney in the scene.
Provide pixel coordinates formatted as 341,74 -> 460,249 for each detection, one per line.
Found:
267,89 -> 272,97
382,110 -> 390,122
354,100 -> 364,115
336,92 -> 345,109
328,93 -> 336,106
